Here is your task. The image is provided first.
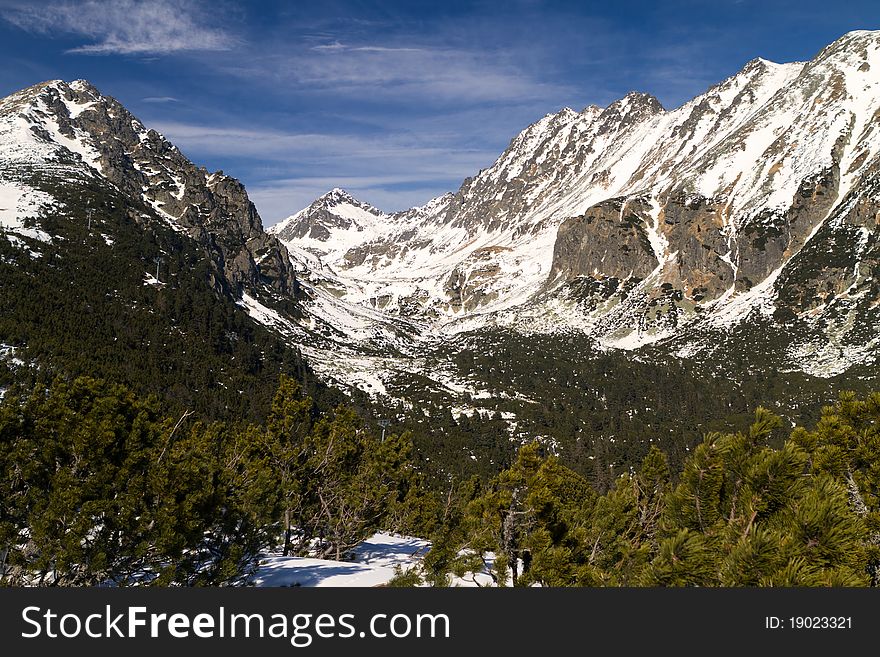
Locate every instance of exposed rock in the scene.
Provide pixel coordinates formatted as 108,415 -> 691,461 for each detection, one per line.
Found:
550,197 -> 657,283
656,193 -> 733,300
11,79 -> 297,297
736,165 -> 840,291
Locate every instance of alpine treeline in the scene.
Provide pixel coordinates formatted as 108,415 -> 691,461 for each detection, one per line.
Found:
2,374 -> 879,587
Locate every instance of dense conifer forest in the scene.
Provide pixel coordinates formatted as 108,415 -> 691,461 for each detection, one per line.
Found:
0,175 -> 352,422
2,371 -> 879,586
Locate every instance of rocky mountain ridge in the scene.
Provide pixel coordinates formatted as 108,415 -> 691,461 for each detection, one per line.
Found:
1,31 -> 879,427
270,30 -> 880,391
0,78 -> 296,297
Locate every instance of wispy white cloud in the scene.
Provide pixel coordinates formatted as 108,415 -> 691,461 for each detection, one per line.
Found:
141,96 -> 179,103
151,121 -> 497,166
223,40 -> 572,105
310,41 -> 347,52
1,0 -> 235,55
311,43 -> 427,53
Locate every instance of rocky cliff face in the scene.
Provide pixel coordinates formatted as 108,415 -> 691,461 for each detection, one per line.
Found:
549,197 -> 657,284
0,79 -> 297,297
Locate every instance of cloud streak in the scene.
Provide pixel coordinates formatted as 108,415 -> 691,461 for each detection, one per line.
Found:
222,40 -> 573,106
151,121 -> 497,165
1,0 -> 235,55
142,96 -> 179,103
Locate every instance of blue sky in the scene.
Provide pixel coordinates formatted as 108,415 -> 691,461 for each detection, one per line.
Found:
0,0 -> 878,224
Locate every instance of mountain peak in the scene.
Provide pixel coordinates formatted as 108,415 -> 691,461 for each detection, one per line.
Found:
0,78 -> 298,297
320,187 -> 357,203
311,188 -> 380,213
20,78 -> 101,101
622,90 -> 661,103
741,56 -> 777,71
1,78 -> 107,123
601,91 -> 665,124
67,79 -> 101,96
271,186 -> 387,250
812,28 -> 880,66
834,28 -> 880,44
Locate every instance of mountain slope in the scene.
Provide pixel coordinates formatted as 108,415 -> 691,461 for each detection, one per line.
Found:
0,79 -> 342,420
273,30 -> 880,386
0,79 -> 297,297
2,33 -> 879,479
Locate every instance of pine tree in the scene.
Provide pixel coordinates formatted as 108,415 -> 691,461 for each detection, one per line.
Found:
262,375 -> 313,556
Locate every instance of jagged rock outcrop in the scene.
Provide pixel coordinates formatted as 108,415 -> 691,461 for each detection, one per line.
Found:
654,193 -> 734,300
550,197 -> 657,283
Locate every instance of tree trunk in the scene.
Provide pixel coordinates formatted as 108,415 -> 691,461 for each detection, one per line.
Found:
283,507 -> 292,556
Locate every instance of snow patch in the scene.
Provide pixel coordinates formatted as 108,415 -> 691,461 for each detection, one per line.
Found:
0,181 -> 54,242
251,533 -> 429,587
61,95 -> 96,120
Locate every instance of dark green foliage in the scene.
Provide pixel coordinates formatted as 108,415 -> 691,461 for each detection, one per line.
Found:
424,443 -> 597,586
789,392 -> 880,583
296,406 -> 415,560
418,476 -> 483,586
235,374 -> 420,561
391,326 -> 876,490
646,406 -> 867,586
0,374 -> 416,585
0,177 -> 342,424
385,564 -> 424,587
0,376 -> 269,585
3,374 -> 879,587
425,397 -> 878,587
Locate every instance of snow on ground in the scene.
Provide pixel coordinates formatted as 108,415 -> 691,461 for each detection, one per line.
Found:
237,292 -> 299,334
791,336 -> 879,377
0,343 -> 24,367
251,532 -> 500,587
252,533 -> 429,587
0,181 -> 54,242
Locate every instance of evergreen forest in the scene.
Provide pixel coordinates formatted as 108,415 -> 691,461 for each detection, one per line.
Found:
2,372 -> 879,587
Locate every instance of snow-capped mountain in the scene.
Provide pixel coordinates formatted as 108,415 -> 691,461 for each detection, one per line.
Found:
0,79 -> 296,296
1,30 -> 878,431
273,30 -> 880,384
